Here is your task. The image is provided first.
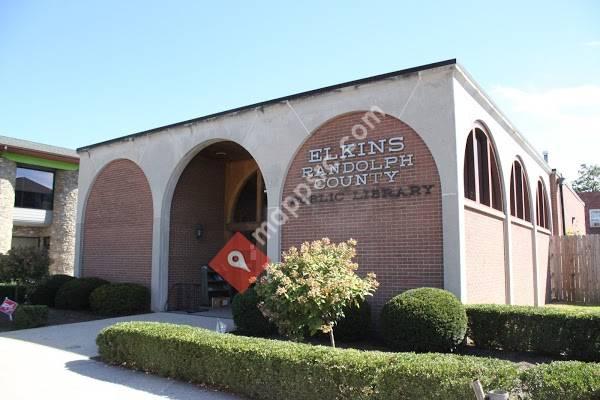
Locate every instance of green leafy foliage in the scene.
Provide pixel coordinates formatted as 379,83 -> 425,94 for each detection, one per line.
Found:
0,247 -> 49,301
520,361 -> 600,400
0,283 -> 26,303
96,321 -> 521,400
29,274 -> 75,307
334,301 -> 372,342
572,163 -> 600,192
55,277 -> 109,310
89,283 -> 150,316
381,288 -> 467,352
255,238 -> 378,344
13,305 -> 48,330
466,304 -> 600,361
231,286 -> 276,336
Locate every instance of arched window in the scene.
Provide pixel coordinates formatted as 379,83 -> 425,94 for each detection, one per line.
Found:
509,160 -> 531,222
536,180 -> 550,230
463,127 -> 503,211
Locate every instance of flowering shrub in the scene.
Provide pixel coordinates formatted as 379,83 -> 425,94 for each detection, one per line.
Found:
255,238 -> 378,346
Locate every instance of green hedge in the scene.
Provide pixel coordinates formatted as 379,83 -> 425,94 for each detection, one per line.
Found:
231,287 -> 276,336
334,301 -> 372,342
13,305 -> 48,330
466,304 -> 600,361
29,274 -> 75,307
521,361 -> 600,400
0,283 -> 27,303
381,288 -> 467,352
97,322 -> 520,400
55,277 -> 109,310
90,283 -> 150,316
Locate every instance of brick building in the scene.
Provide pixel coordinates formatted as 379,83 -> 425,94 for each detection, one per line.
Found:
74,60 -> 584,312
0,136 -> 79,274
578,192 -> 600,235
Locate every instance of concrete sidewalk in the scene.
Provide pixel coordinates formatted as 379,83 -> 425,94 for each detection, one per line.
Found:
0,313 -> 242,400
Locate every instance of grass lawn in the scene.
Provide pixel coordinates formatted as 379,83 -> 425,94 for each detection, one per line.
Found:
546,303 -> 600,314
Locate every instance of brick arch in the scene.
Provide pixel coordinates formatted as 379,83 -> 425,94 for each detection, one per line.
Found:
82,159 -> 153,286
281,112 -> 443,312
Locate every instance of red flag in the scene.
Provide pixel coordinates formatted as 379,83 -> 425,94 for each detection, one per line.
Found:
209,232 -> 269,293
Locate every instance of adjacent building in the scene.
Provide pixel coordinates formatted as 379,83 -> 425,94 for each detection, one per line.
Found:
0,136 -> 79,274
578,192 -> 600,235
73,59 -> 584,312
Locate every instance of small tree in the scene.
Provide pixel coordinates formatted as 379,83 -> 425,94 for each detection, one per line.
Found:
0,247 -> 50,301
255,238 -> 378,347
572,163 -> 600,192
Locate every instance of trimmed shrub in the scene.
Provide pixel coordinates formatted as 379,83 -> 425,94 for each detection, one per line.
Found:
380,288 -> 467,352
97,321 -> 520,400
231,287 -> 275,336
521,361 -> 600,400
29,274 -> 75,307
13,305 -> 48,330
0,283 -> 26,303
90,283 -> 150,316
55,277 -> 109,310
466,304 -> 600,361
334,301 -> 372,342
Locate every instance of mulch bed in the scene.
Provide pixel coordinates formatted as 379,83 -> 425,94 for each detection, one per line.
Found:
0,308 -> 103,332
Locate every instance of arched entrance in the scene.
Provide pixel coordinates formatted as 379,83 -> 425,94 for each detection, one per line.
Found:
167,141 -> 266,311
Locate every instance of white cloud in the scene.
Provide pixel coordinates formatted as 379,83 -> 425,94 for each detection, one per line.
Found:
491,85 -> 600,182
584,40 -> 600,47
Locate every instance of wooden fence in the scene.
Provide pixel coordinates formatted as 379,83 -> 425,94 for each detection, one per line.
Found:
550,235 -> 600,304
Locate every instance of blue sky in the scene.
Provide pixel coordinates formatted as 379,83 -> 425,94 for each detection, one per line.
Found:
1,1 -> 599,180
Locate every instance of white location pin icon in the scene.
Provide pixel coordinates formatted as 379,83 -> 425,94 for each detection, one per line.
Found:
227,250 -> 251,272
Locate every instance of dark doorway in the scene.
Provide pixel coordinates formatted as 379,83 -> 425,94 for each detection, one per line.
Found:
167,141 -> 267,311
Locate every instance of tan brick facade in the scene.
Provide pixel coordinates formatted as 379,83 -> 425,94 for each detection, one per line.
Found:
511,223 -> 535,305
281,112 -> 443,312
464,206 -> 506,303
536,232 -> 551,303
81,159 -> 153,286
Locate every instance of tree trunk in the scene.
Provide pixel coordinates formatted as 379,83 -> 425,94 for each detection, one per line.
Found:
329,325 -> 336,348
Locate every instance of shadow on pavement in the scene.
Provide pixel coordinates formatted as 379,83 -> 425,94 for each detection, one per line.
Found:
65,358 -> 242,400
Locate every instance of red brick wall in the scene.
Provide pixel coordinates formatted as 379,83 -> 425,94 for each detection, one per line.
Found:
168,154 -> 226,308
578,192 -> 600,235
511,223 -> 535,305
464,207 -> 506,304
82,159 -> 153,286
281,112 -> 443,312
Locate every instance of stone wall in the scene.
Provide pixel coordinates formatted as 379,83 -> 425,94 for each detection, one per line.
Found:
0,157 -> 16,253
48,169 -> 78,274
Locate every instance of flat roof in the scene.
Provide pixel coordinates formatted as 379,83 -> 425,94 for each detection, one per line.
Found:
77,59 -> 457,152
0,135 -> 79,163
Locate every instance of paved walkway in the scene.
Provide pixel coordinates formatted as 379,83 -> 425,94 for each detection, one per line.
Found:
0,313 -> 242,400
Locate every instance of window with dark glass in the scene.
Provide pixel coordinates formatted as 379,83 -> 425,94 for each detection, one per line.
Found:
463,127 -> 503,211
536,180 -> 550,230
509,160 -> 531,222
14,167 -> 55,210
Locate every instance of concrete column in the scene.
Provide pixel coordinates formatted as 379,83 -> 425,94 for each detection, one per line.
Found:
152,214 -> 169,312
0,157 -> 16,253
48,169 -> 78,274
